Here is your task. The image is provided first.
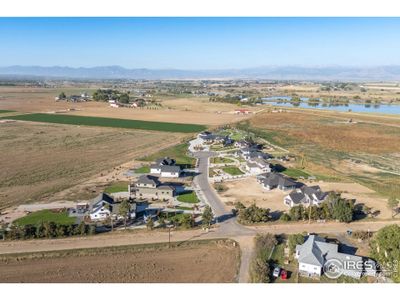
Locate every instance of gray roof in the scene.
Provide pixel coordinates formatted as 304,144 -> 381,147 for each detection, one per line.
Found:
261,173 -> 297,188
155,157 -> 176,166
288,191 -> 307,204
297,235 -> 338,267
296,235 -> 371,279
136,175 -> 160,186
160,165 -> 181,173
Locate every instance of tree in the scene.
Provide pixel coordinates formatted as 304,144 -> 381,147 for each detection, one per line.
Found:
250,257 -> 270,283
158,216 -> 166,228
118,93 -> 130,104
370,225 -> 400,282
181,214 -> 195,229
146,217 -> 154,230
119,200 -> 131,229
327,192 -> 354,223
58,92 -> 66,99
387,196 -> 399,218
288,234 -> 305,255
201,205 -> 214,228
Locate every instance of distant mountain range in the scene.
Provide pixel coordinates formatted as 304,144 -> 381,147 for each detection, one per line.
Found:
1,65 -> 400,81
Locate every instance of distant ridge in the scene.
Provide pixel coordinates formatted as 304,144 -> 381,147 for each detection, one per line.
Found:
1,65 -> 400,81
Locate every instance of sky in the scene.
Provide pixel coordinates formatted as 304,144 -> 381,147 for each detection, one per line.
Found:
0,17 -> 399,69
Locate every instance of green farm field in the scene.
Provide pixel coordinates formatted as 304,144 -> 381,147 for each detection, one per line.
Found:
4,113 -> 207,133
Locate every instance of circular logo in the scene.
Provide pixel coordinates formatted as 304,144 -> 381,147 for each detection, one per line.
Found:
323,259 -> 343,279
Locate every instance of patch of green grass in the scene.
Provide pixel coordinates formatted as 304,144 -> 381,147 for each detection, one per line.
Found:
14,209 -> 76,226
177,191 -> 199,203
4,113 -> 206,133
140,142 -> 195,167
210,157 -> 234,164
222,166 -> 244,176
0,110 -> 15,114
282,168 -> 310,179
175,206 -> 194,211
134,165 -> 150,173
104,182 -> 128,193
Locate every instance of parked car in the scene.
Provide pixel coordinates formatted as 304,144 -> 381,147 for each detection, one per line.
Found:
280,269 -> 288,280
272,267 -> 281,278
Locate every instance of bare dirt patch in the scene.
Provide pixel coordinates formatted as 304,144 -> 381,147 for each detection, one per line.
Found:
315,181 -> 392,219
218,177 -> 289,213
0,240 -> 240,283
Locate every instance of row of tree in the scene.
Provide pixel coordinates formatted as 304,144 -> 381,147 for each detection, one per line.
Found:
280,192 -> 356,223
249,233 -> 278,283
92,89 -> 130,103
234,202 -> 271,224
2,221 -> 95,240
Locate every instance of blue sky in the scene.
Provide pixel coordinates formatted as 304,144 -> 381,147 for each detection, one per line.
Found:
0,17 -> 399,69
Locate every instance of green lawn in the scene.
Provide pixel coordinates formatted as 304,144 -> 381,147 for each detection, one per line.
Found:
177,191 -> 199,203
135,165 -> 150,173
14,209 -> 76,226
175,206 -> 194,211
4,113 -> 206,133
282,168 -> 310,179
0,110 -> 15,114
140,142 -> 195,167
222,166 -> 244,176
210,157 -> 234,164
104,182 -> 128,193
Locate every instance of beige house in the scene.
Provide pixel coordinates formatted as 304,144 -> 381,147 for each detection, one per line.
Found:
129,175 -> 175,200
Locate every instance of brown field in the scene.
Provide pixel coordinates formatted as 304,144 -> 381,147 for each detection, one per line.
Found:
0,86 -> 253,125
247,109 -> 400,201
0,121 -> 186,209
0,239 -> 240,283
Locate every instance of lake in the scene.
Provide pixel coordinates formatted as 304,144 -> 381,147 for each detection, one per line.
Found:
261,97 -> 400,115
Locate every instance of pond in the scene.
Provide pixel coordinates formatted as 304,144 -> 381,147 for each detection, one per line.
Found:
261,97 -> 400,115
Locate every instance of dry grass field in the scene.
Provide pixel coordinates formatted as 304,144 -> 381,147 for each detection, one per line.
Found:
0,86 -> 253,125
246,109 -> 400,204
0,121 -> 186,209
0,239 -> 240,283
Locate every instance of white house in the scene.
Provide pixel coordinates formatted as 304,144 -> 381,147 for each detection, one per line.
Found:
295,235 -> 376,279
284,185 -> 328,208
89,193 -> 136,221
89,193 -> 115,221
150,157 -> 181,178
245,159 -> 271,175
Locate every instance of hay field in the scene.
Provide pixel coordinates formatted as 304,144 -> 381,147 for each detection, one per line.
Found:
0,121 -> 186,209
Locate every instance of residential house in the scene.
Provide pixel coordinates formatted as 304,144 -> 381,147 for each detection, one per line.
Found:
129,175 -> 175,201
150,157 -> 181,178
198,131 -> 232,146
284,185 -> 328,208
257,172 -> 297,191
89,193 -> 136,221
245,158 -> 272,175
295,234 -> 376,279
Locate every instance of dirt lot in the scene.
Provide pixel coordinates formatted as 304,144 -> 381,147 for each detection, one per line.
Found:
0,86 -> 252,125
0,121 -> 186,209
315,181 -> 393,219
0,239 -> 240,283
218,177 -> 289,213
